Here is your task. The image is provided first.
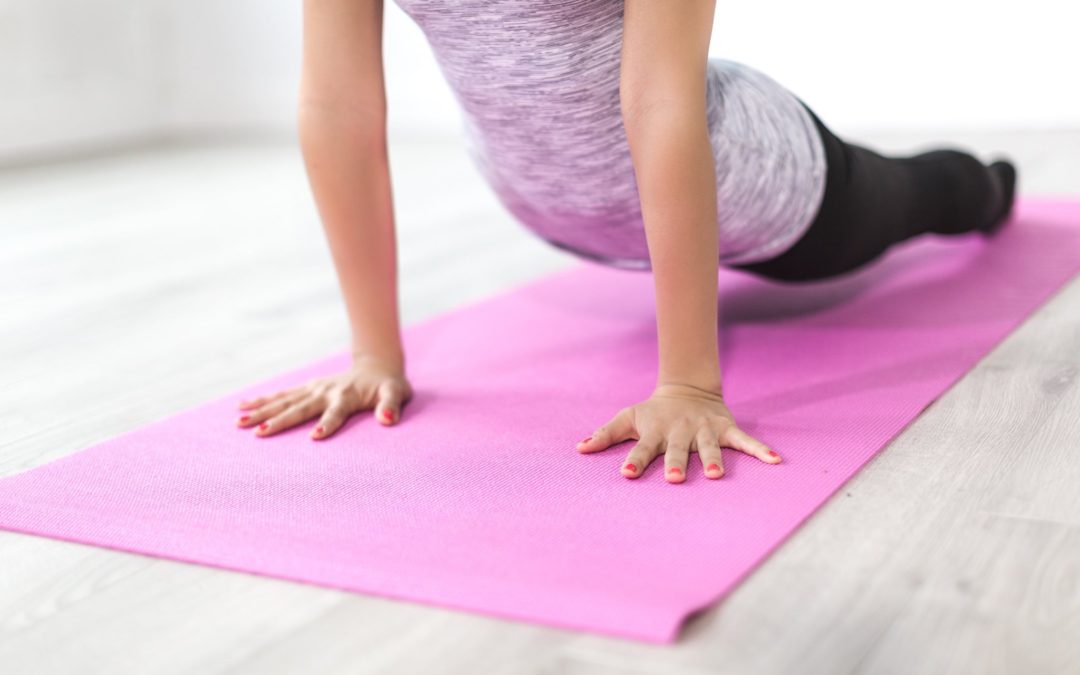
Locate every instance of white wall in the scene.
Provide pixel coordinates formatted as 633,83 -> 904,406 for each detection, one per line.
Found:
0,0 -> 455,162
157,1 -> 302,136
0,0 -> 165,160
712,0 -> 1080,131
1,0 -> 1077,163
153,0 -> 462,141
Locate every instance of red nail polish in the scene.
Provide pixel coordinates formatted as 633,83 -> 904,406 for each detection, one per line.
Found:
382,409 -> 394,421
706,463 -> 721,472
258,423 -> 268,431
767,450 -> 780,459
624,463 -> 637,472
239,415 -> 250,423
314,425 -> 324,435
667,467 -> 682,475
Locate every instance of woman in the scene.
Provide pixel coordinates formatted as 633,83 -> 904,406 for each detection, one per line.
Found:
236,0 -> 1017,483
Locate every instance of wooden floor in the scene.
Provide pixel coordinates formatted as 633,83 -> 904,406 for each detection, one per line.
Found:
2,128 -> 1079,674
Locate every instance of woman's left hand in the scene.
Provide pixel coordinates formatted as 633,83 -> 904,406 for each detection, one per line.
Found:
577,383 -> 781,482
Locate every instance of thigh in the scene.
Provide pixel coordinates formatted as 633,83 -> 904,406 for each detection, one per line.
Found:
729,102 -> 919,283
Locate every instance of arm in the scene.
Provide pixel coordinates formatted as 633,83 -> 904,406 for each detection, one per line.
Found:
576,0 -> 781,481
620,0 -> 722,395
235,0 -> 413,439
297,0 -> 404,371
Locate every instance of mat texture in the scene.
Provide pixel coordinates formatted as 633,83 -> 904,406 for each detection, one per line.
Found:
2,196 -> 1079,643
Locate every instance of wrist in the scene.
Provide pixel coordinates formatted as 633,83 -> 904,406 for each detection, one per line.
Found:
654,331 -> 721,398
351,348 -> 405,373
654,380 -> 725,401
656,367 -> 723,397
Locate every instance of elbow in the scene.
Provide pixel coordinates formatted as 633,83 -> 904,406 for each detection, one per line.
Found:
620,85 -> 704,137
297,100 -> 387,149
298,93 -> 387,137
620,85 -> 667,132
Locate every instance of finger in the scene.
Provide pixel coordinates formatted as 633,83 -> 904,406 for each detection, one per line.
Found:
311,397 -> 354,440
374,380 -> 410,425
663,431 -> 692,483
723,425 -> 781,464
579,406 -> 636,453
621,435 -> 663,479
238,388 -> 294,411
255,398 -> 323,437
236,394 -> 299,428
695,429 -> 725,479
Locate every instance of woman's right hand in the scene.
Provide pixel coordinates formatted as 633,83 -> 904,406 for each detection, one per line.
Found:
235,355 -> 413,440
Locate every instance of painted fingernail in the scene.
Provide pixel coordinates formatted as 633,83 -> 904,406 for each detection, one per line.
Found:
314,425 -> 324,436
238,415 -> 250,424
667,467 -> 682,475
767,450 -> 780,460
579,436 -> 592,445
624,463 -> 637,473
258,423 -> 268,432
706,463 -> 722,472
382,409 -> 394,422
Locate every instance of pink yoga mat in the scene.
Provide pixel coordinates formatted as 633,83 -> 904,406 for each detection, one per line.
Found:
2,197 -> 1079,642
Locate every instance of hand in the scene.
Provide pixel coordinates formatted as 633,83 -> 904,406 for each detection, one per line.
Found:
235,355 -> 413,440
577,383 -> 781,482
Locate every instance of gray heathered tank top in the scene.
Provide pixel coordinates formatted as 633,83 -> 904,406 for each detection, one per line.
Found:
392,0 -> 827,268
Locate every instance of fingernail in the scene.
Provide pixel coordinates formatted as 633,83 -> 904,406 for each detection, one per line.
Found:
258,423 -> 268,432
314,425 -> 324,436
623,463 -> 637,473
767,450 -> 780,460
238,415 -> 250,424
667,467 -> 682,475
579,436 -> 592,445
382,409 -> 394,422
706,463 -> 722,472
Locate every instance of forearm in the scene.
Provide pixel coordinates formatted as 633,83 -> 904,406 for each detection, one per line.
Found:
298,106 -> 405,370
625,107 -> 722,394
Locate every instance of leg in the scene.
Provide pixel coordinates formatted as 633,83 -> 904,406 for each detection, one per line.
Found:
729,100 -> 1016,283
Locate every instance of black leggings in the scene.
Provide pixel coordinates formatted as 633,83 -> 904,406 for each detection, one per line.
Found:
728,99 -> 999,282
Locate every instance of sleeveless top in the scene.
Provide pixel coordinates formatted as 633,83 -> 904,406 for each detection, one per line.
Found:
391,0 -> 828,268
